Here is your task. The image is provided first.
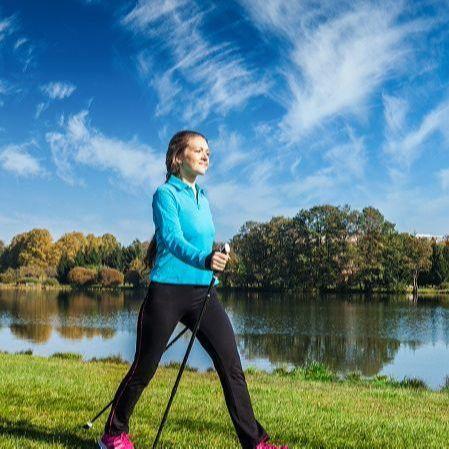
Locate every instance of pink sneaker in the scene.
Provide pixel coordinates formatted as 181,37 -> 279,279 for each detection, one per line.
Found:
98,432 -> 135,449
256,435 -> 289,449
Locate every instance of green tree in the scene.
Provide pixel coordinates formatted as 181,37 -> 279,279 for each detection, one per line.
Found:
356,208 -> 395,292
403,234 -> 432,298
382,231 -> 407,289
0,240 -> 5,271
230,221 -> 265,288
122,240 -> 144,272
295,206 -> 351,291
99,233 -> 121,266
83,234 -> 102,265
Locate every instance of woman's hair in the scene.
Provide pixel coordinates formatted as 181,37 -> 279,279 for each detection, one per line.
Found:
144,130 -> 208,269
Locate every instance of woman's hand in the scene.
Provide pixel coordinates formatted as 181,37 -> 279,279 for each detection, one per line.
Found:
209,251 -> 230,272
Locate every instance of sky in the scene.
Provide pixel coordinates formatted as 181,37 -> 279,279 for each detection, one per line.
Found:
1,0 -> 449,246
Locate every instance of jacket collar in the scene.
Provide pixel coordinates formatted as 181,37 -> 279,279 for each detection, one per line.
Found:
167,174 -> 205,195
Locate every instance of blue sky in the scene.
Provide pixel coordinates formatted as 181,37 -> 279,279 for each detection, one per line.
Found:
1,0 -> 449,245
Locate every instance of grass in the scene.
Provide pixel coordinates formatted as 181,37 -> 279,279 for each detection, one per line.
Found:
1,353 -> 449,449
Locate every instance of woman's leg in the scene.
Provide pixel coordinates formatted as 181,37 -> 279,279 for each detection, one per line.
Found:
104,283 -> 185,435
180,287 -> 268,449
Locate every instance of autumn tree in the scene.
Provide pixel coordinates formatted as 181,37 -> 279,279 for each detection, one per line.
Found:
55,232 -> 86,262
3,229 -> 59,269
55,232 -> 86,282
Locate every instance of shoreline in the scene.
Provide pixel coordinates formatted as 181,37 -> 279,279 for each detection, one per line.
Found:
1,282 -> 448,296
0,350 -> 446,392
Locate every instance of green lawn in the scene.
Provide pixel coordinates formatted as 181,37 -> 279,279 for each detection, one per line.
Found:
1,352 -> 449,449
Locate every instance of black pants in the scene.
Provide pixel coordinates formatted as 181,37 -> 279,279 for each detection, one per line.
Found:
105,281 -> 268,449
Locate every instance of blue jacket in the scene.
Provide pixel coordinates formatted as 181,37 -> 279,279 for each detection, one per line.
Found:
149,174 -> 219,286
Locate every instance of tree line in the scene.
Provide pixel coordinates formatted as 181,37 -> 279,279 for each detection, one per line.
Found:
0,231 -> 149,287
0,205 -> 448,293
221,205 -> 449,295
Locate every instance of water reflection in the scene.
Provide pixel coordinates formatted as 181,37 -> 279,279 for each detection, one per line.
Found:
10,323 -> 52,343
1,288 -> 449,389
235,334 -> 401,376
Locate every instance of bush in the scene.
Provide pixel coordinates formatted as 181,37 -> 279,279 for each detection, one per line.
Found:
89,355 -> 127,365
44,266 -> 58,279
98,267 -> 124,287
0,268 -> 18,283
17,277 -> 40,285
67,266 -> 97,286
302,361 -> 335,381
43,277 -> 60,286
124,269 -> 142,287
399,377 -> 427,390
51,352 -> 82,360
18,265 -> 46,280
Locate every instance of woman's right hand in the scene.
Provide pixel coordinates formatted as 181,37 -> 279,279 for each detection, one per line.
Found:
208,251 -> 230,272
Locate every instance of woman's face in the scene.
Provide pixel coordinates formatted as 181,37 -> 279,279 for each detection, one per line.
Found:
179,135 -> 210,177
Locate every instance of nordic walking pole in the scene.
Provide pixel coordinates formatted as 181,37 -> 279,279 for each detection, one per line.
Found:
151,243 -> 231,449
83,319 -> 190,429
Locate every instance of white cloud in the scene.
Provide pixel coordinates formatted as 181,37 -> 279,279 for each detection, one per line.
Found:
122,0 -> 188,28
41,81 -> 76,100
383,94 -> 409,136
35,102 -> 48,119
0,80 -> 8,106
209,127 -> 252,176
122,0 -> 268,122
323,131 -> 366,180
0,143 -> 44,177
46,110 -> 165,189
203,127 -> 367,239
239,0 -> 431,144
384,98 -> 449,167
0,15 -> 14,42
438,168 -> 449,190
14,37 -> 27,50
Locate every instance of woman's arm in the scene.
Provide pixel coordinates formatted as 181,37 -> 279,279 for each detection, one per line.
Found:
152,187 -> 211,270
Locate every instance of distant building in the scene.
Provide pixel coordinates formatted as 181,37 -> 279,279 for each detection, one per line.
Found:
415,233 -> 446,243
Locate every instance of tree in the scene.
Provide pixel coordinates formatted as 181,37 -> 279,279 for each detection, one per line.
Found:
421,240 -> 449,286
403,234 -> 432,299
83,234 -> 102,265
99,233 -> 121,266
382,231 -> 407,289
4,229 -> 59,269
55,232 -> 86,263
356,208 -> 395,292
231,221 -> 268,288
0,240 -> 5,271
294,206 -> 352,291
122,240 -> 144,272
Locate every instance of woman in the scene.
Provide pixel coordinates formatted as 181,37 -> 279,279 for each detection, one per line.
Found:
99,130 -> 289,449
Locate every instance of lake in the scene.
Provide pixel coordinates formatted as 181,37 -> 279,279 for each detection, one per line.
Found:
1,288 -> 448,389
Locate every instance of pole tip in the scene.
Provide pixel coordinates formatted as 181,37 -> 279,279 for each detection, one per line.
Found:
223,243 -> 230,254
